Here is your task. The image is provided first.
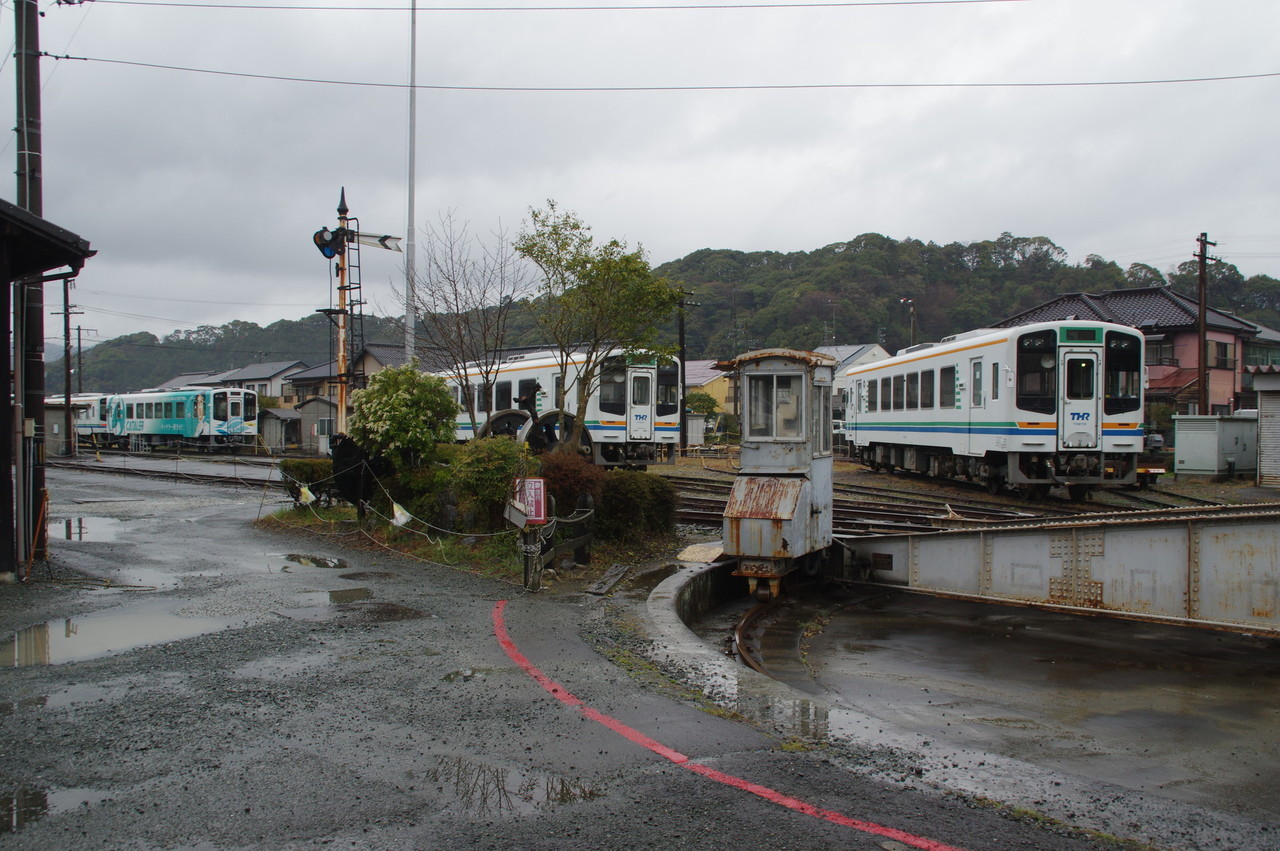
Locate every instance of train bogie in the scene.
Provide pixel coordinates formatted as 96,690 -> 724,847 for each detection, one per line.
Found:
841,321 -> 1145,497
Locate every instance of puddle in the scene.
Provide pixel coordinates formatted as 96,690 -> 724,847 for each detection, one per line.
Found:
50,516 -> 125,543
327,587 -> 372,604
274,598 -> 425,624
280,554 -> 350,572
339,571 -> 398,581
2,786 -> 111,833
0,603 -> 237,666
416,753 -> 601,816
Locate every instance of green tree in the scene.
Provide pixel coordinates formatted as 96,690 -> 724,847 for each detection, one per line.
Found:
515,200 -> 683,450
685,390 -> 719,415
348,362 -> 458,469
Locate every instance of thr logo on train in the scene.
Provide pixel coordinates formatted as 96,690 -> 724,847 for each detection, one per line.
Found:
1070,412 -> 1091,422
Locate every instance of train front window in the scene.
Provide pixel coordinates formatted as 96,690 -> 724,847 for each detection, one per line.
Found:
1066,359 -> 1094,400
244,395 -> 257,422
657,363 -> 680,416
1016,331 -> 1056,414
599,369 -> 626,415
1104,331 -> 1142,414
214,393 -> 228,421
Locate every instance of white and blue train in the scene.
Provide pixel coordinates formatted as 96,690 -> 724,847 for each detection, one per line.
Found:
439,349 -> 680,467
78,387 -> 259,450
839,320 -> 1145,499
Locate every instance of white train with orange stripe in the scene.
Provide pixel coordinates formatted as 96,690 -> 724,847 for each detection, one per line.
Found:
839,320 -> 1145,499
439,348 -> 681,468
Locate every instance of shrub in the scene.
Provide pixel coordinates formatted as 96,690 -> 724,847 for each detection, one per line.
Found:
539,451 -> 605,515
596,470 -> 677,542
451,437 -> 537,531
279,458 -> 333,503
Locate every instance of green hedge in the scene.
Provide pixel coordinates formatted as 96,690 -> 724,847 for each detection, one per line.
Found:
596,470 -> 676,543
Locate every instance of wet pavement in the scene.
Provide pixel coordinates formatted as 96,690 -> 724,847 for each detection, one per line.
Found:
0,467 -> 1273,848
774,591 -> 1280,821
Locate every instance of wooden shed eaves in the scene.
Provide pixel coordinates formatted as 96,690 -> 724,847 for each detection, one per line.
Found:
0,196 -> 94,278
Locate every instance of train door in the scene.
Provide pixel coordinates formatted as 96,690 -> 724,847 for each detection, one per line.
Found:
627,366 -> 655,441
1059,351 -> 1101,448
966,357 -> 984,454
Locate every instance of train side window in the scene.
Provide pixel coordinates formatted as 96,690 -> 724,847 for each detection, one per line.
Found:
176,402 -> 185,419
599,369 -> 626,415
476,384 -> 492,413
940,367 -> 956,408
920,370 -> 935,409
495,381 -> 513,410
1066,358 -> 1094,399
990,363 -> 999,401
970,360 -> 984,407
906,373 -> 919,409
819,387 -> 832,453
866,378 -> 877,412
163,402 -> 174,418
891,375 -> 904,410
126,403 -> 134,418
880,377 -> 891,411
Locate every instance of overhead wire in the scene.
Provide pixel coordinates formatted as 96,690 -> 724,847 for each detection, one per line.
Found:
43,52 -> 1280,92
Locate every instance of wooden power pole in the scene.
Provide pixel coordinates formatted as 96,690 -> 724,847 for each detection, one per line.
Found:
1195,232 -> 1217,415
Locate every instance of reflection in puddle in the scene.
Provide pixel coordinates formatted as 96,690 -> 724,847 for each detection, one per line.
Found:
327,587 -> 372,604
0,604 -> 236,666
280,554 -> 350,572
51,516 -> 125,543
420,754 -> 601,816
1,786 -> 111,833
338,571 -> 397,581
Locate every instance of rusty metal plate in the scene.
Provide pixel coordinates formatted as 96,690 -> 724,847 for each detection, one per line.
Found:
723,476 -> 802,520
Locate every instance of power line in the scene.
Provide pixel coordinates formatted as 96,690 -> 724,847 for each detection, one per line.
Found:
44,52 -> 1280,92
72,0 -> 1033,12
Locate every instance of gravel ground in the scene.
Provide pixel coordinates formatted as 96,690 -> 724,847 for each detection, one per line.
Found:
0,468 -> 1271,849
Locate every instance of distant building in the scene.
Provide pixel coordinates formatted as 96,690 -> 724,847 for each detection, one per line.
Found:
993,286 -> 1280,415
217,361 -> 308,401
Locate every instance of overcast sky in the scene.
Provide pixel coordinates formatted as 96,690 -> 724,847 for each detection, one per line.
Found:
7,0 -> 1279,349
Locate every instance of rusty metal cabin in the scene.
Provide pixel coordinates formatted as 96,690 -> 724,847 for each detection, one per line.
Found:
721,349 -> 837,600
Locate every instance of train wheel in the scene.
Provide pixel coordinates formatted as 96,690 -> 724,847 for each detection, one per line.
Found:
1067,484 -> 1090,502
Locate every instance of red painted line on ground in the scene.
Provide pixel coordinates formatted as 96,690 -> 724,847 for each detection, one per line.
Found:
492,599 -> 966,851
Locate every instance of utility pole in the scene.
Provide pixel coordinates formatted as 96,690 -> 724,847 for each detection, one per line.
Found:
900,297 -> 917,347
54,277 -> 82,456
15,0 -> 47,561
1195,232 -> 1217,415
403,0 -> 418,363
76,326 -> 96,393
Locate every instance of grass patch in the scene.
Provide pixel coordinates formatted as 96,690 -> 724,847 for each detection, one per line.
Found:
258,504 -> 523,581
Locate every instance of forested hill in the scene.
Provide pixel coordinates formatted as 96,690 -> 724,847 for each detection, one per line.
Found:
45,314 -> 404,394
49,232 -> 1280,392
656,232 -> 1280,360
